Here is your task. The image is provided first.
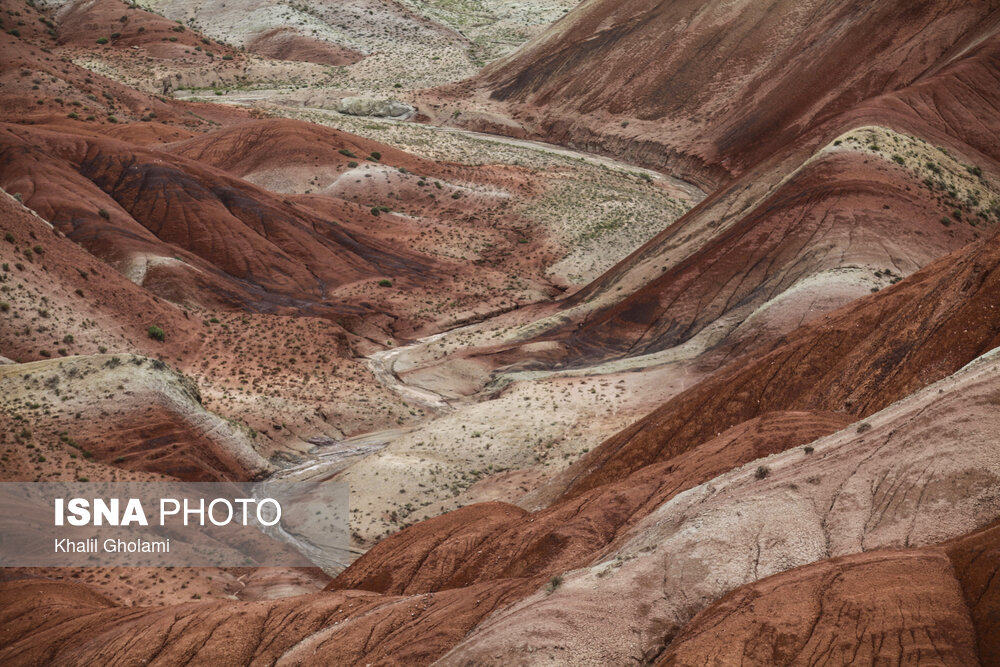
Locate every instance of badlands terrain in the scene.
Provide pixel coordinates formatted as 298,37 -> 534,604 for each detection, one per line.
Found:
0,0 -> 999,664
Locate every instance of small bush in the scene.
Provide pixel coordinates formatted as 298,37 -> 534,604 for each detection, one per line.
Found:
968,166 -> 983,178
222,55 -> 233,61
339,149 -> 357,158
4,232 -> 14,243
96,37 -> 109,44
111,32 -> 121,39
545,574 -> 563,594
370,207 -> 380,216
803,445 -> 814,454
856,422 -> 872,434
0,302 -> 9,313
940,216 -> 951,226
98,209 -> 110,219
369,151 -> 381,161
754,465 -> 769,480
378,279 -> 393,287
147,324 -> 165,342
347,160 -> 358,168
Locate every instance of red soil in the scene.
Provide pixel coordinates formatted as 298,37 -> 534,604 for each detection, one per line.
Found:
246,27 -> 363,66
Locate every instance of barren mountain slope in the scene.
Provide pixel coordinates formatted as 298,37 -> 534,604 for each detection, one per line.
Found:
658,520 -> 1000,666
445,0 -> 1000,188
437,346 -> 1000,664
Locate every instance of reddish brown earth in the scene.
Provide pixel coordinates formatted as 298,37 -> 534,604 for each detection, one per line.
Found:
659,519 -> 1000,666
554,218 -> 1000,500
656,549 -> 980,666
537,149 -> 983,366
1,0 -> 1000,663
54,0 -> 235,59
329,411 -> 850,594
441,0 -> 1000,189
246,27 -> 363,66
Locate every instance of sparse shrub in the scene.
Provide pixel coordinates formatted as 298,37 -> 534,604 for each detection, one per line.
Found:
62,334 -> 74,344
892,155 -> 905,165
39,350 -> 51,357
968,165 -> 983,178
111,32 -> 121,39
370,151 -> 381,161
347,160 -> 358,168
451,192 -> 461,199
338,149 -> 356,158
0,302 -> 9,313
545,574 -> 563,593
147,324 -> 165,342
222,55 -> 233,60
803,445 -> 814,454
754,465 -> 769,480
98,209 -> 110,219
378,279 -> 392,287
370,207 -> 380,216
4,232 -> 14,243
856,422 -> 872,434
96,37 -> 109,44
940,216 -> 951,226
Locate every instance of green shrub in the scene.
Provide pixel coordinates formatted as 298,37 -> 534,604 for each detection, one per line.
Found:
754,465 -> 769,480
147,324 -> 165,342
222,55 -> 233,61
96,37 -> 109,44
370,207 -> 380,216
0,302 -> 9,313
378,279 -> 392,287
347,160 -> 358,168
369,151 -> 381,160
98,209 -> 110,219
545,574 -> 563,593
339,149 -> 357,158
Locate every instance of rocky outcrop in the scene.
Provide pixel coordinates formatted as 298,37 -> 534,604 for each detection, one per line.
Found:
337,97 -> 414,119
